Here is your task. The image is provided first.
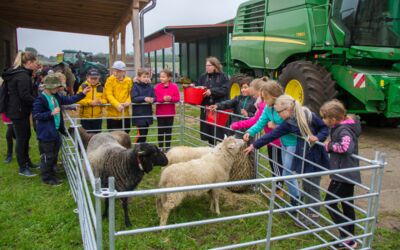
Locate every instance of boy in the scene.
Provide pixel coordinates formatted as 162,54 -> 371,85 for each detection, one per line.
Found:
77,68 -> 107,132
104,61 -> 132,134
32,73 -> 90,185
131,68 -> 155,143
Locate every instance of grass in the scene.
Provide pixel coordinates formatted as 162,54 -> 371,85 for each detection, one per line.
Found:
1,113 -> 399,249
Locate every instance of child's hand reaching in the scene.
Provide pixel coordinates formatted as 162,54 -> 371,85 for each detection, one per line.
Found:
243,132 -> 250,142
145,97 -> 154,103
91,99 -> 101,106
51,107 -> 61,116
117,104 -> 125,112
208,105 -> 217,111
243,144 -> 254,155
82,86 -> 91,94
308,135 -> 319,143
122,102 -> 131,108
241,109 -> 248,117
267,121 -> 276,129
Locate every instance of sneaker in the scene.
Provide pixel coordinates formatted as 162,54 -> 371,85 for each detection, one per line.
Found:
43,178 -> 62,186
19,168 -> 37,177
3,154 -> 12,164
28,162 -> 40,169
333,239 -> 358,249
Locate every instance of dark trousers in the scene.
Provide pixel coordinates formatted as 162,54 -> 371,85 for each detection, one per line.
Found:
39,136 -> 61,182
81,119 -> 102,133
12,117 -> 32,170
325,180 -> 355,238
6,124 -> 15,155
157,116 -> 174,149
135,125 -> 149,143
107,118 -> 130,134
303,176 -> 321,214
267,146 -> 284,187
200,107 -> 225,146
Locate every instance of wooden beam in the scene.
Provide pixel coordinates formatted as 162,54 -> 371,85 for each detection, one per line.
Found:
132,4 -> 141,72
113,33 -> 119,61
121,26 -> 126,62
109,36 -> 113,70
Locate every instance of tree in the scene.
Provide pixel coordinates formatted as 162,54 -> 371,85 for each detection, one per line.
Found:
25,47 -> 38,56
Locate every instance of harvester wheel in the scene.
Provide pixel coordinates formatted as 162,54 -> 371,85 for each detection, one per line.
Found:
278,61 -> 329,113
229,73 -> 246,99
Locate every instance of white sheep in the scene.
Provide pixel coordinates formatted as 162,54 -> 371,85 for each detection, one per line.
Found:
156,136 -> 245,226
166,146 -> 213,165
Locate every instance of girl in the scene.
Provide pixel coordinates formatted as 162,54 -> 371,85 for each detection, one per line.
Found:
154,69 -> 180,151
320,100 -> 361,249
230,77 -> 284,196
104,60 -> 132,134
209,76 -> 256,132
244,95 -> 329,219
131,68 -> 155,143
195,57 -> 229,145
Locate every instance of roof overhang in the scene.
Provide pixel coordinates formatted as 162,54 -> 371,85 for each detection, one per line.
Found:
0,0 -> 150,36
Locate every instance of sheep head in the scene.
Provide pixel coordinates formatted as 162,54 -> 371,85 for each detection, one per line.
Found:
220,136 -> 245,155
136,143 -> 168,173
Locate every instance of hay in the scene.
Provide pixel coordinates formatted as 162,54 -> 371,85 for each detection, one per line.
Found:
228,143 -> 255,192
220,189 -> 264,210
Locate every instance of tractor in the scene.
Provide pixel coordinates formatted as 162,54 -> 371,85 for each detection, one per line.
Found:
229,0 -> 400,126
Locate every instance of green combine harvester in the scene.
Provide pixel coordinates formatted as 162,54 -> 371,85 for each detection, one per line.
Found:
230,0 -> 400,126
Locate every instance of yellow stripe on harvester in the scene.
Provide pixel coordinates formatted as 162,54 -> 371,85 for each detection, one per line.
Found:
232,36 -> 306,45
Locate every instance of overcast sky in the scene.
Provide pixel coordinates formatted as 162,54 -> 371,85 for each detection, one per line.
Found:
17,0 -> 248,57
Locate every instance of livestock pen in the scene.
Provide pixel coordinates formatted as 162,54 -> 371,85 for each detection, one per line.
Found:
61,102 -> 385,250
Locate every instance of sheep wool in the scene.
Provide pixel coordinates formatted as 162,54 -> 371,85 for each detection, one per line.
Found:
157,136 -> 245,226
166,146 -> 213,165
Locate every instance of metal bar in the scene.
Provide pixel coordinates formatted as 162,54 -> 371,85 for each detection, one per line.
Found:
265,181 -> 276,250
95,178 -> 103,250
108,177 -> 116,250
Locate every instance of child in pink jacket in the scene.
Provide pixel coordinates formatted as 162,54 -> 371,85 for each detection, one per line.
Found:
154,69 -> 180,151
230,77 -> 284,196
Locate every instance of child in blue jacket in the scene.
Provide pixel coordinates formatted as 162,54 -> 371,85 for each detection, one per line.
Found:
33,73 -> 89,185
244,94 -> 329,221
131,68 -> 155,143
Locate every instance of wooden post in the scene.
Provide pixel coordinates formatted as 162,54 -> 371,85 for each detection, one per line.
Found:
109,36 -> 113,69
113,33 -> 118,61
132,0 -> 141,73
121,26 -> 126,62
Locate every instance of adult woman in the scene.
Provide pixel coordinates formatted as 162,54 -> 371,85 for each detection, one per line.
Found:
2,51 -> 39,177
195,57 -> 229,145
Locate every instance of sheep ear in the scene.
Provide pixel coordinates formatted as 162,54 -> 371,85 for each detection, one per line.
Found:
227,143 -> 235,149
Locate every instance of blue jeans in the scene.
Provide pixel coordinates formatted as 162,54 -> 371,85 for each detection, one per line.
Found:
281,145 -> 300,200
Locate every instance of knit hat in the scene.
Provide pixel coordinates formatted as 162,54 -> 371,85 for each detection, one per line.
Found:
43,73 -> 66,89
111,61 -> 126,71
86,68 -> 100,77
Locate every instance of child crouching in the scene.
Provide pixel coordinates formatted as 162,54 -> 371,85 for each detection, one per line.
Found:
32,73 -> 90,185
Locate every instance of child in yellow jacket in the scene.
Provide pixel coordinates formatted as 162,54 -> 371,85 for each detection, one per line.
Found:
77,69 -> 107,132
104,61 -> 132,134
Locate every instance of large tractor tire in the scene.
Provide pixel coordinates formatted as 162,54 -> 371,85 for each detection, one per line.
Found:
278,61 -> 336,113
229,73 -> 246,99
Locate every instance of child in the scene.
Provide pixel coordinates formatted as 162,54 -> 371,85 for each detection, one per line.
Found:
2,113 -> 15,163
104,61 -> 132,134
209,77 -> 256,133
32,73 -> 90,185
154,69 -> 180,151
131,68 -> 155,143
77,69 -> 107,132
320,100 -> 361,249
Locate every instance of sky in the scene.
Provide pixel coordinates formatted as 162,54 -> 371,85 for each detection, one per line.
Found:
17,0 -> 248,57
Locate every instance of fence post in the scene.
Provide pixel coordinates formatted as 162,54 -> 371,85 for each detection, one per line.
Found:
95,178 -> 103,250
180,102 -> 185,144
367,152 -> 386,248
108,177 -> 116,250
265,181 -> 277,250
122,108 -> 125,130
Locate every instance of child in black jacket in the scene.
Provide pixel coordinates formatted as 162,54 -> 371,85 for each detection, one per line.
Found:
320,100 -> 361,249
131,68 -> 155,143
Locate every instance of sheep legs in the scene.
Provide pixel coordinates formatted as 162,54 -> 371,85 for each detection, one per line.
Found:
209,190 -> 220,215
102,198 -> 132,228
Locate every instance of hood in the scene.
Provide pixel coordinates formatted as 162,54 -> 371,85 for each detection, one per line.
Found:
338,117 -> 362,137
2,67 -> 32,81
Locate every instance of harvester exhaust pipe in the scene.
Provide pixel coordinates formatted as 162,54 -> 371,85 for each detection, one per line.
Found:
140,0 -> 157,68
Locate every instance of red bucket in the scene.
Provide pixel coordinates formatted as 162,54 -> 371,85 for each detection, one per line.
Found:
184,87 -> 206,105
206,109 -> 232,126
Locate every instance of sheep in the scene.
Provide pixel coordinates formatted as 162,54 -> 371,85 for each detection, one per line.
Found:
87,132 -> 168,227
68,126 -> 132,149
166,146 -> 213,165
156,136 -> 245,226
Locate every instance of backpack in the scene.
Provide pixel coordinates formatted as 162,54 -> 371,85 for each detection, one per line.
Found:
0,77 -> 9,113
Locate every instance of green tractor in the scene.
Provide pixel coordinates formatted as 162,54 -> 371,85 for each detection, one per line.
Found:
230,0 -> 400,126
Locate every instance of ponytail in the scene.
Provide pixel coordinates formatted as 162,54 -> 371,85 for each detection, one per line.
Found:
13,51 -> 37,69
276,94 -> 313,138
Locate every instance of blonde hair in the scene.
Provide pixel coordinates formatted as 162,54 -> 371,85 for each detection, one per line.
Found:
137,68 -> 150,77
206,57 -> 223,73
260,80 -> 284,100
55,72 -> 66,83
320,99 -> 346,121
275,94 -> 313,138
250,76 -> 269,91
13,51 -> 37,69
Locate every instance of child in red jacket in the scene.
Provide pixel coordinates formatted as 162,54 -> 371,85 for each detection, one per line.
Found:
154,69 -> 180,151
